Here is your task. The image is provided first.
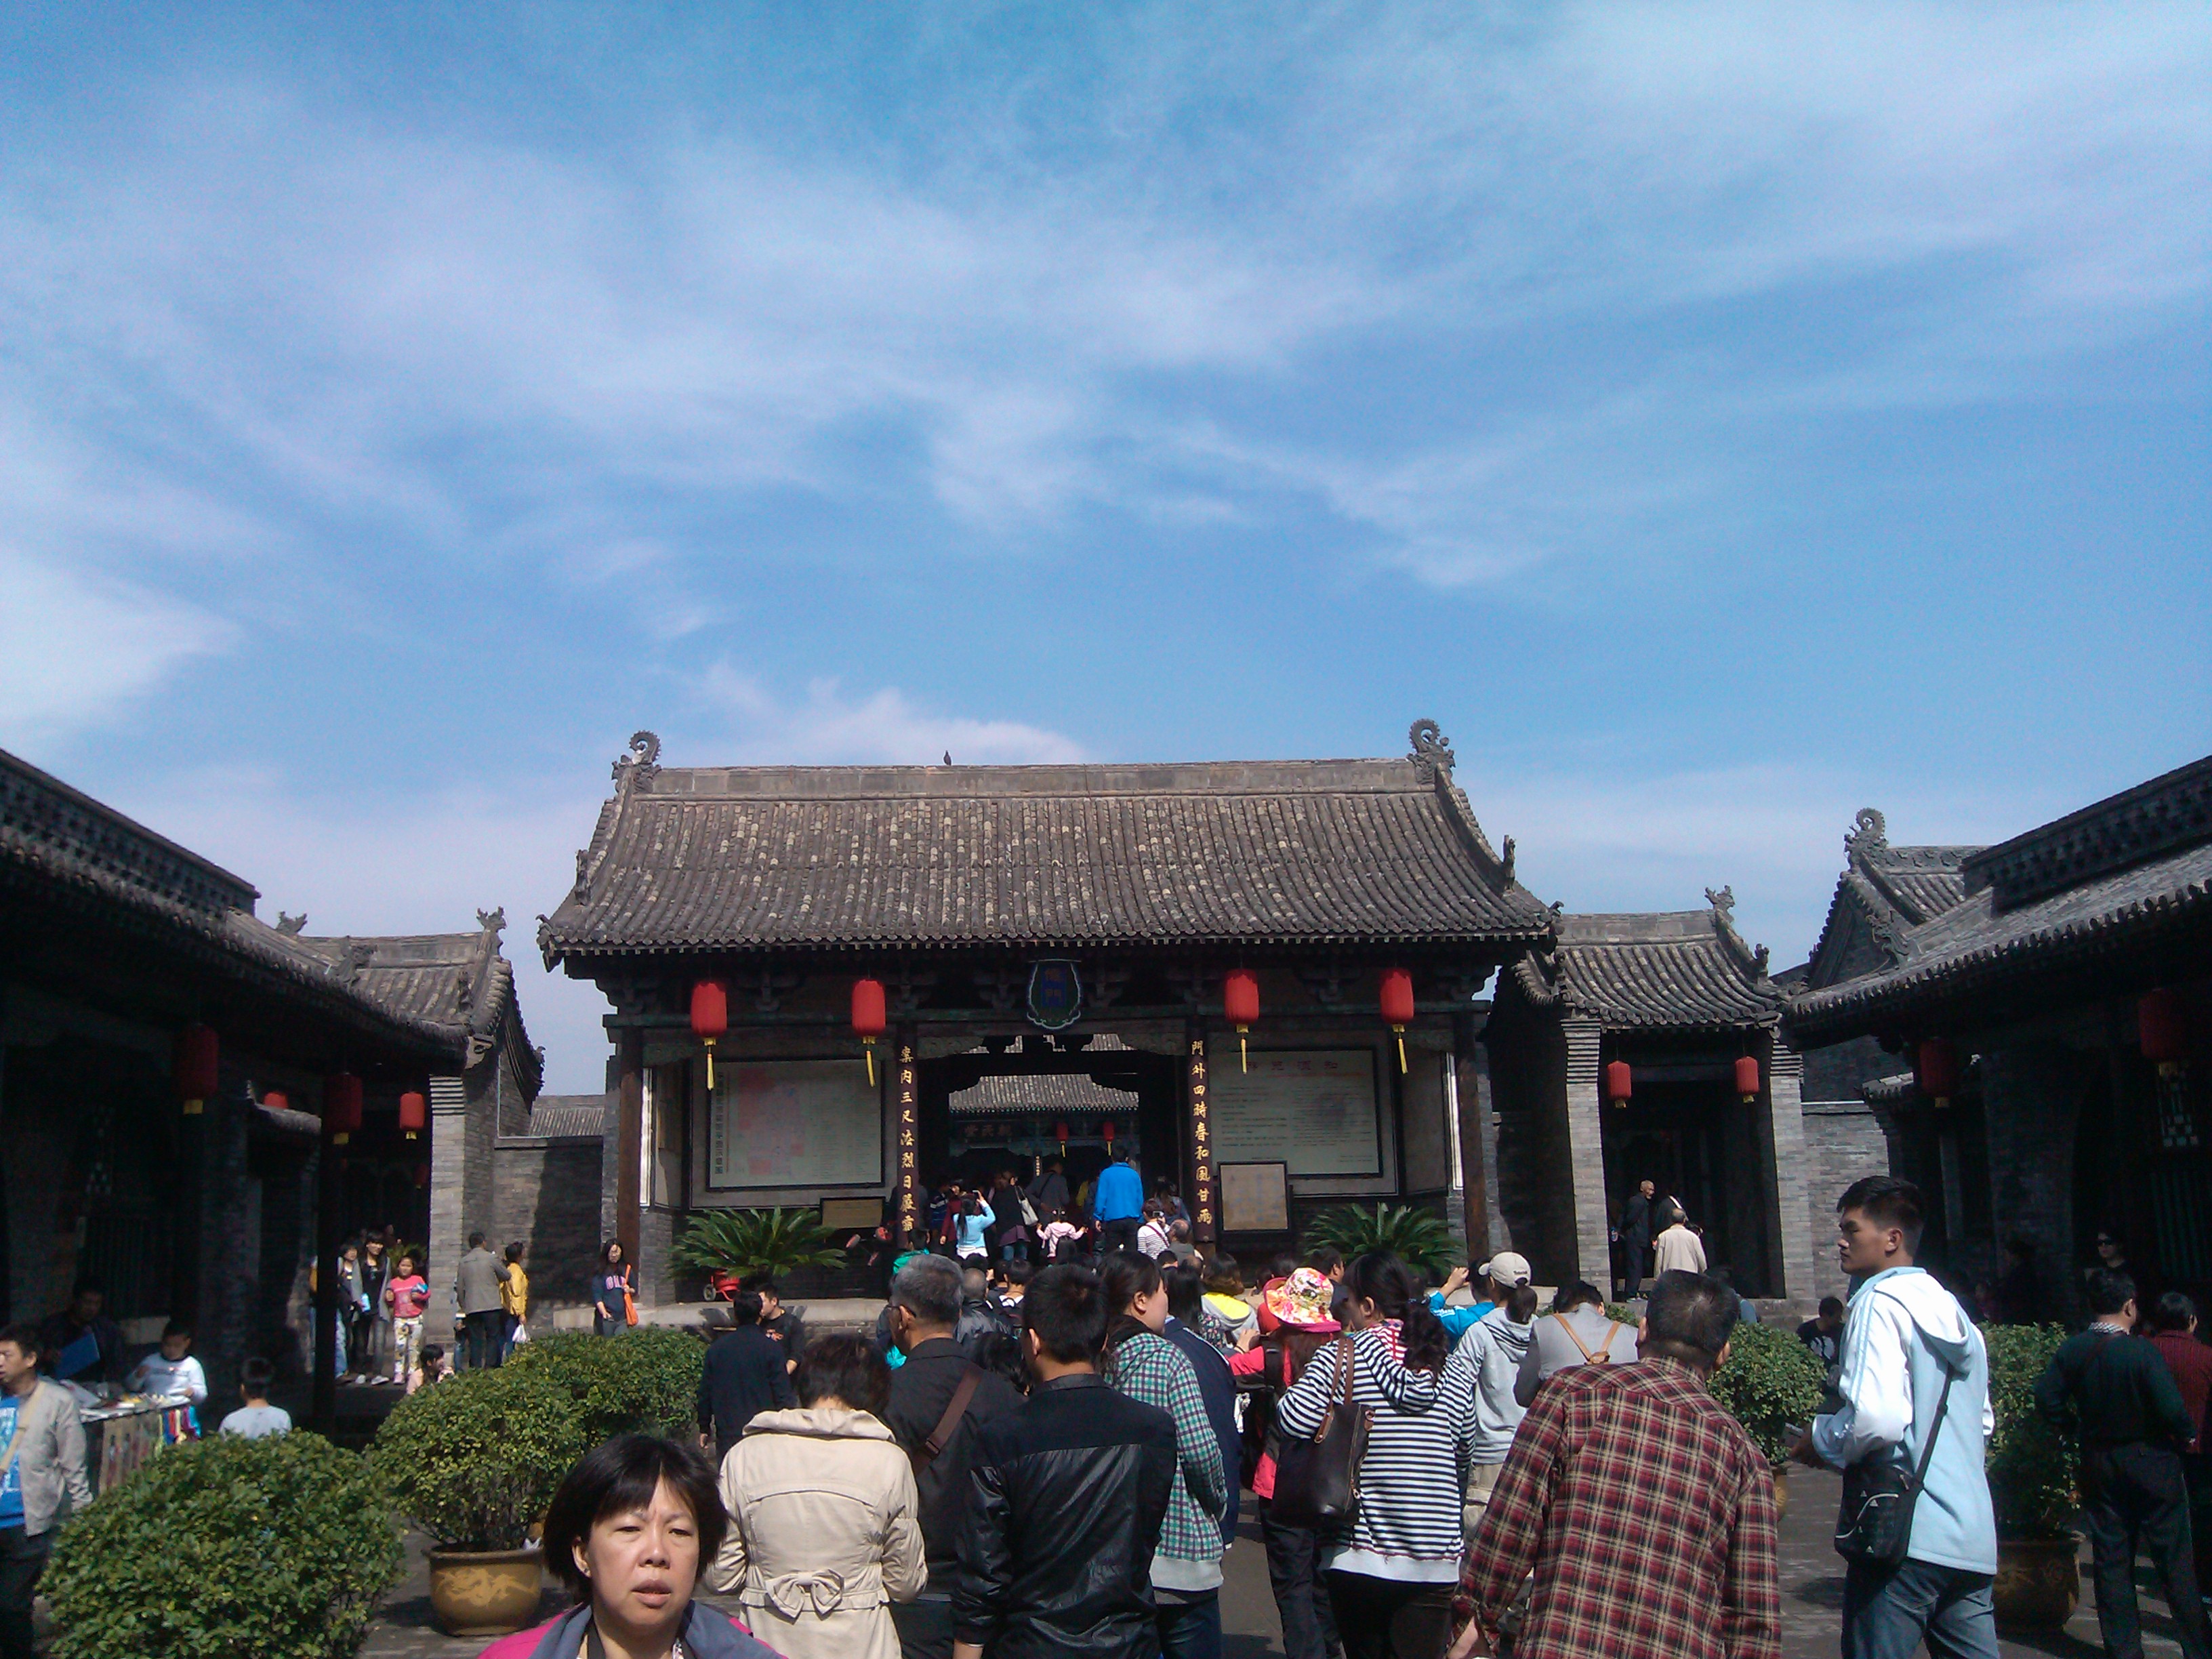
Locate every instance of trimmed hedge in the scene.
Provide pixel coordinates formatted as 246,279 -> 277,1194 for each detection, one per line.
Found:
504,1328 -> 707,1441
44,1430 -> 401,1659
369,1365 -> 586,1550
1985,1323 -> 2076,1540
1709,1319 -> 1826,1465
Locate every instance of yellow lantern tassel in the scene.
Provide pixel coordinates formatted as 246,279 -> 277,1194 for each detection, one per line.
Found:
1237,1027 -> 1249,1073
705,1040 -> 716,1092
1394,1029 -> 1408,1073
865,1041 -> 877,1088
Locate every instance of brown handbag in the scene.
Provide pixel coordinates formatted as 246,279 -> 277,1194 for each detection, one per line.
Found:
1268,1334 -> 1371,1528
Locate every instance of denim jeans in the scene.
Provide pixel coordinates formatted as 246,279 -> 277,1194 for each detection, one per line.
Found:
1155,1588 -> 1222,1659
1262,1501 -> 1342,1659
462,1309 -> 503,1370
1841,1557 -> 2000,1659
1324,1571 -> 1452,1659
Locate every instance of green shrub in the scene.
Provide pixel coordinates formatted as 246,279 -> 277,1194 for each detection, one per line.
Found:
1300,1204 -> 1459,1277
369,1365 -> 586,1551
668,1208 -> 845,1282
505,1328 -> 706,1441
1984,1323 -> 2076,1540
44,1430 -> 401,1659
1709,1320 -> 1826,1465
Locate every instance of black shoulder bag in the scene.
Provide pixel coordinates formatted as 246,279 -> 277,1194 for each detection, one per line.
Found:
1271,1334 -> 1371,1529
1834,1361 -> 1957,1568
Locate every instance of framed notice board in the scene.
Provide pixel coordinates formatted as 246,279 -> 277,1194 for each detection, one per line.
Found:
1220,1162 -> 1291,1233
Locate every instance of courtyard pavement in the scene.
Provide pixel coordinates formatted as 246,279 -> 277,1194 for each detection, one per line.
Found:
354,1463 -> 2198,1658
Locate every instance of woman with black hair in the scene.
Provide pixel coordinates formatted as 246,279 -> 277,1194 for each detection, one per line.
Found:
594,1240 -> 636,1336
478,1433 -> 777,1658
710,1333 -> 924,1659
1100,1250 -> 1229,1659
1275,1250 -> 1469,1659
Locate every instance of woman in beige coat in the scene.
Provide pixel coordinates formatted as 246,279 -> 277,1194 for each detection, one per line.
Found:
710,1333 -> 924,1659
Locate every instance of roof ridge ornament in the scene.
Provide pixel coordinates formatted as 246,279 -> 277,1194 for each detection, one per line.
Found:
1704,884 -> 1735,921
476,906 -> 506,936
276,911 -> 307,935
1408,718 -> 1456,779
613,731 -> 661,786
1845,806 -> 1888,862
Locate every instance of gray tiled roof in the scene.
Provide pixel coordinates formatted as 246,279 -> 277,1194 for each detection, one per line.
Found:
1509,901 -> 1782,1031
293,926 -> 541,1094
0,747 -> 456,1058
1799,809 -> 1981,991
541,737 -> 1549,958
529,1094 -> 612,1138
1790,754 -> 2212,1039
949,1070 -> 1139,1118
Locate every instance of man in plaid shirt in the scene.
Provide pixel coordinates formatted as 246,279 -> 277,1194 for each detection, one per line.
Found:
1462,1269 -> 1780,1658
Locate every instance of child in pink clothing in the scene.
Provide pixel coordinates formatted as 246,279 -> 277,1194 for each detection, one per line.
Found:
384,1254 -> 428,1386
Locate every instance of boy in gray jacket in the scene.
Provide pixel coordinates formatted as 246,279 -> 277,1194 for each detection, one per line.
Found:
0,1322 -> 92,1659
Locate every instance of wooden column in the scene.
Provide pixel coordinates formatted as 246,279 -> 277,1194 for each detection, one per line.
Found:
615,1028 -> 644,1265
310,1130 -> 340,1433
895,1030 -> 920,1248
1453,1014 -> 1495,1256
1187,1024 -> 1216,1243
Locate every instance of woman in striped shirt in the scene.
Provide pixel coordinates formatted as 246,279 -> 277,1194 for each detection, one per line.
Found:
1276,1251 -> 1469,1659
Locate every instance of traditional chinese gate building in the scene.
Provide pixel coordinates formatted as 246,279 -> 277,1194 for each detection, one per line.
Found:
539,723 -> 1553,1300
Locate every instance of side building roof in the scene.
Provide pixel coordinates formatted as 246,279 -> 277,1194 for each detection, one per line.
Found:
293,915 -> 544,1098
539,723 -> 1553,962
1501,887 -> 1783,1033
1789,752 -> 2212,1042
1796,808 -> 1981,991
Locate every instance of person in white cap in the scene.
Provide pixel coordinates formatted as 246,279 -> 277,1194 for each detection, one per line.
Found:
1445,1252 -> 1539,1544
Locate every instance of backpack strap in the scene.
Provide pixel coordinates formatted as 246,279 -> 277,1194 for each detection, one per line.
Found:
1552,1311 -> 1625,1365
909,1365 -> 983,1477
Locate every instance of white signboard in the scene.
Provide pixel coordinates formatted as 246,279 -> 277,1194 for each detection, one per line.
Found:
709,1060 -> 881,1190
1208,1048 -> 1381,1177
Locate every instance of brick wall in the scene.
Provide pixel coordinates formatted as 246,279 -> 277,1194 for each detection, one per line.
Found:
1798,1102 -> 1893,1300
492,1139 -> 605,1309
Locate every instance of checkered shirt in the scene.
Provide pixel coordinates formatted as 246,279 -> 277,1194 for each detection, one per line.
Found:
1106,1329 -> 1226,1568
1462,1355 -> 1780,1659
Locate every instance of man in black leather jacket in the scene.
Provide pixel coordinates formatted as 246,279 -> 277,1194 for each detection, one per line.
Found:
954,1264 -> 1176,1659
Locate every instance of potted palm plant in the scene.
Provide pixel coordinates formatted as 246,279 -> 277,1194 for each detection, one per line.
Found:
669,1206 -> 847,1298
369,1366 -> 586,1637
1300,1203 -> 1460,1278
1983,1324 -> 2080,1631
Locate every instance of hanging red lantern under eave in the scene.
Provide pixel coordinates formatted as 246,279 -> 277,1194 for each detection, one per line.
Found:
1380,968 -> 1416,1073
1605,1060 -> 1633,1107
852,978 -> 888,1086
1224,969 -> 1260,1073
2142,988 -> 2190,1077
323,1073 -> 363,1145
398,1089 -> 428,1140
1734,1055 -> 1761,1103
691,979 -> 730,1090
1914,1038 -> 1961,1109
1054,1120 -> 1069,1153
1101,1119 -> 1115,1153
173,1023 -> 219,1115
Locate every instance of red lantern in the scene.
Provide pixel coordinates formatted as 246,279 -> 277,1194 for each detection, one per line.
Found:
173,1023 -> 219,1116
1380,968 -> 1416,1073
1914,1038 -> 1961,1109
852,979 -> 888,1086
1054,1120 -> 1069,1153
398,1089 -> 428,1140
1224,969 -> 1260,1073
263,1090 -> 288,1112
324,1073 -> 363,1145
1734,1055 -> 1760,1102
2142,989 -> 2190,1077
1605,1060 -> 1633,1106
691,979 -> 730,1090
1101,1119 -> 1115,1152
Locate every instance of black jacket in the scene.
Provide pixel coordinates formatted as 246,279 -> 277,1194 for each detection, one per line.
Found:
1165,1317 -> 1241,1541
882,1337 -> 1025,1576
697,1326 -> 795,1453
1026,1170 -> 1070,1217
1621,1191 -> 1654,1247
954,1373 -> 1176,1659
954,1292 -> 1018,1353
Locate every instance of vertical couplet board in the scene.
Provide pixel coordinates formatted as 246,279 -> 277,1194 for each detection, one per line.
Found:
1188,1027 -> 1216,1242
896,1034 -> 920,1247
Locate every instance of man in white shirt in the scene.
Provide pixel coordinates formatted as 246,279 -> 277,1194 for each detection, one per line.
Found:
216,1358 -> 291,1439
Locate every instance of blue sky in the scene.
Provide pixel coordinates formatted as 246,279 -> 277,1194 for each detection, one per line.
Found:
4,3 -> 2207,1090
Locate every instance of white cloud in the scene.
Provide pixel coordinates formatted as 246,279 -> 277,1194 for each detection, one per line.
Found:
699,668 -> 1088,766
0,548 -> 234,749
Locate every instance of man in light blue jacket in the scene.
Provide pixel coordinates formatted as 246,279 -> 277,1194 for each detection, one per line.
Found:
1793,1176 -> 1998,1659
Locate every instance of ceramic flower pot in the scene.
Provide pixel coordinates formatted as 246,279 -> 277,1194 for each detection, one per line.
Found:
1992,1535 -> 2080,1632
427,1547 -> 544,1638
